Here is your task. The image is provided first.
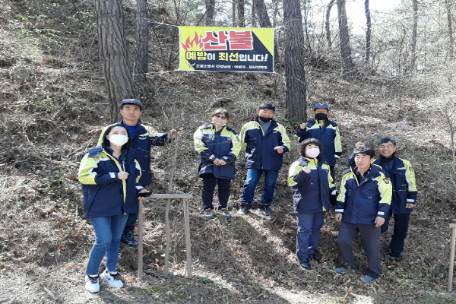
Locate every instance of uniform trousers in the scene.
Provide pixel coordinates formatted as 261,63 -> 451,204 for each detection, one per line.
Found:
381,211 -> 410,258
337,222 -> 382,278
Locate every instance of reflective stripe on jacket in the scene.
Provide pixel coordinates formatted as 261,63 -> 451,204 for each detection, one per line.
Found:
98,121 -> 168,186
336,165 -> 392,225
373,156 -> 417,214
288,157 -> 335,213
193,124 -> 241,180
239,118 -> 291,171
296,119 -> 342,166
78,145 -> 143,217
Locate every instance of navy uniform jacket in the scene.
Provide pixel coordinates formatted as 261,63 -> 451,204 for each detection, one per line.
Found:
373,156 -> 417,214
78,145 -> 143,217
239,118 -> 291,171
288,157 -> 335,213
336,165 -> 392,225
98,121 -> 168,187
296,119 -> 342,166
193,124 -> 241,180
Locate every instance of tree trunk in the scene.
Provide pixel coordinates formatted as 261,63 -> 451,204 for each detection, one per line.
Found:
205,0 -> 215,26
272,0 -> 279,27
364,0 -> 371,64
256,0 -> 272,27
232,0 -> 236,26
302,1 -> 312,53
95,0 -> 134,122
446,0 -> 454,61
283,0 -> 306,123
251,0 -> 256,26
326,0 -> 336,48
337,0 -> 353,76
409,0 -> 418,73
135,0 -> 148,80
256,0 -> 277,67
237,0 -> 245,27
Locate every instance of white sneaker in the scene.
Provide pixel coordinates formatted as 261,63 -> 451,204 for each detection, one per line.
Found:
100,271 -> 124,288
85,274 -> 100,293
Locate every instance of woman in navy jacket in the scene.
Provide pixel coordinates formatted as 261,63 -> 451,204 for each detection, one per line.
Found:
193,109 -> 241,219
288,138 -> 336,270
78,125 -> 148,293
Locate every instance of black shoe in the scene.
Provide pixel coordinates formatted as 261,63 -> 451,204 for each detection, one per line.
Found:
237,206 -> 250,215
309,254 -> 321,263
388,254 -> 401,261
261,205 -> 272,216
121,231 -> 138,247
219,208 -> 232,219
299,259 -> 311,270
204,209 -> 215,219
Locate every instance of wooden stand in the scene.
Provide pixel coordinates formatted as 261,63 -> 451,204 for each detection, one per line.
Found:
449,223 -> 456,292
137,193 -> 193,279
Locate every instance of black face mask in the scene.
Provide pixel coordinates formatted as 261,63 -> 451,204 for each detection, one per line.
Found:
259,116 -> 272,123
315,113 -> 328,121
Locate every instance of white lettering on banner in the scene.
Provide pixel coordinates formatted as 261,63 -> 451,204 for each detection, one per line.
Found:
239,54 -> 269,62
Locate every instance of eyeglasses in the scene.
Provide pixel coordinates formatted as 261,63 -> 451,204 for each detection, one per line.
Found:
213,114 -> 227,119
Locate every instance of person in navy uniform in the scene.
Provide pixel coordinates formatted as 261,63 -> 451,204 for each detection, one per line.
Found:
193,109 -> 241,219
334,146 -> 392,283
374,137 -> 417,260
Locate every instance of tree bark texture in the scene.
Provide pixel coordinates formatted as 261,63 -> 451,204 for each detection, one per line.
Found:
95,0 -> 134,122
364,0 -> 371,63
446,0 -> 454,61
251,0 -> 256,26
272,0 -> 279,27
256,0 -> 272,27
326,0 -> 335,48
237,0 -> 245,27
205,0 -> 215,26
283,0 -> 307,122
409,0 -> 418,73
135,0 -> 148,80
232,0 -> 236,26
337,0 -> 353,76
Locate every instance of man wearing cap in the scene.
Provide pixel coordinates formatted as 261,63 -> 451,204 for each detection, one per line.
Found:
97,99 -> 174,247
238,103 -> 291,216
374,137 -> 417,261
334,146 -> 392,282
296,102 -> 342,180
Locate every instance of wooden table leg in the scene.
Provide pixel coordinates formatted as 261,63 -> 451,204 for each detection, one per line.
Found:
449,224 -> 456,292
164,199 -> 171,276
137,199 -> 144,279
183,199 -> 192,278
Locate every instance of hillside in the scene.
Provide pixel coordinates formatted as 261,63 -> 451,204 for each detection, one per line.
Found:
1,1 -> 456,303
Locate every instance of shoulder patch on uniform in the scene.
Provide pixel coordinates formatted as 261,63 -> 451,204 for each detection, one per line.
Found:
225,126 -> 238,134
383,178 -> 390,184
87,146 -> 103,158
342,168 -> 351,175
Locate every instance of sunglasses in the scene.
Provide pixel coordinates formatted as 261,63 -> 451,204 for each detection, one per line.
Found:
213,114 -> 227,119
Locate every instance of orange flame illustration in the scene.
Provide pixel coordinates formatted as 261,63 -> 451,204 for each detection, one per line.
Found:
181,32 -> 203,51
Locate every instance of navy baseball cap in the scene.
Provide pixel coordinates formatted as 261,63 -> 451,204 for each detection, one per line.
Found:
121,99 -> 143,109
258,103 -> 276,111
313,102 -> 329,110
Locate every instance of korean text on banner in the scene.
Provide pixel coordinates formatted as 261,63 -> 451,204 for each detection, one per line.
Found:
179,26 -> 274,73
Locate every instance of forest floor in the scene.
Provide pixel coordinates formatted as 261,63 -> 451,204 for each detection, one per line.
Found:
1,1 -> 456,304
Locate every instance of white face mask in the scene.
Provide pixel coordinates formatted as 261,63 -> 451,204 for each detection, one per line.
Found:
306,147 -> 320,158
109,134 -> 129,146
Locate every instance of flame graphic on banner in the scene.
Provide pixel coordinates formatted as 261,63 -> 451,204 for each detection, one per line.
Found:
181,32 -> 203,51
